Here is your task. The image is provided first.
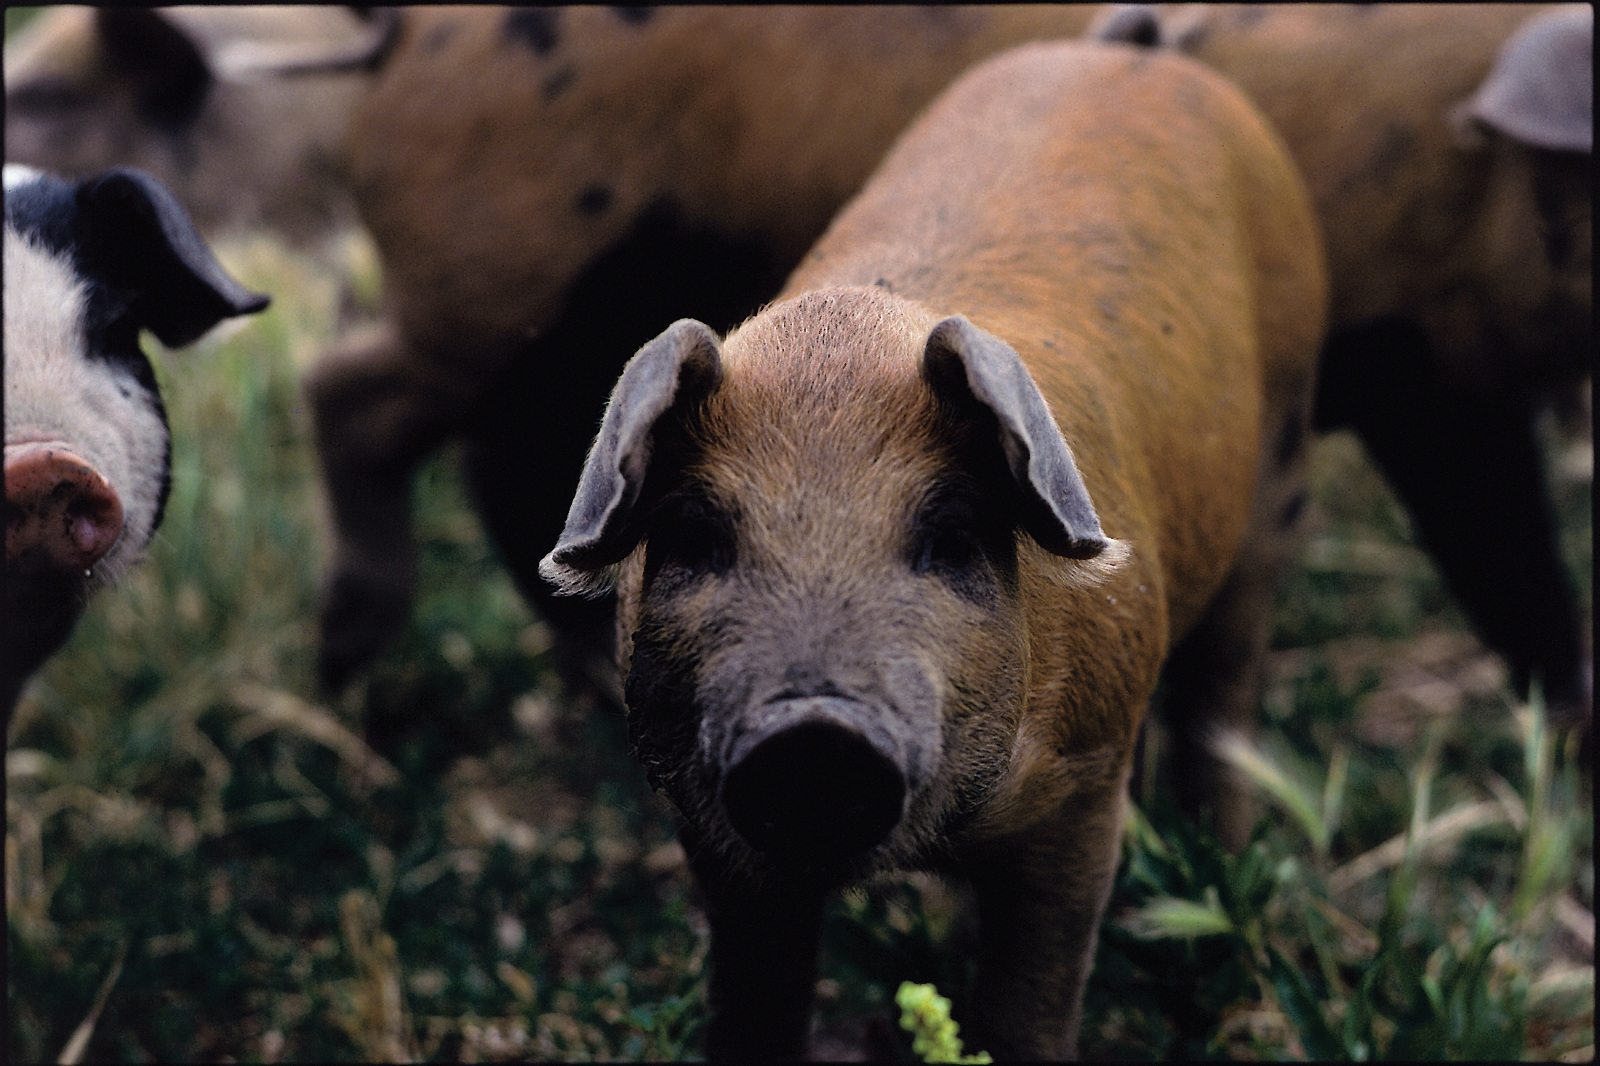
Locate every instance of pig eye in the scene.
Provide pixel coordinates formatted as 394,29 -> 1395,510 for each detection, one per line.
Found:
909,482 -> 1018,606
914,520 -> 981,576
645,489 -> 737,581
910,490 -> 991,578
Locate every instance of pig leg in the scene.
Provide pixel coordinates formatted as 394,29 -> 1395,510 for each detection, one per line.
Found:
304,322 -> 474,690
1317,319 -> 1591,727
688,839 -> 825,1060
1161,563 -> 1280,849
1163,403 -> 1313,849
963,775 -> 1129,1060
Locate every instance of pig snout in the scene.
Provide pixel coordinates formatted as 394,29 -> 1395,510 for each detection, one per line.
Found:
720,698 -> 908,864
5,445 -> 125,574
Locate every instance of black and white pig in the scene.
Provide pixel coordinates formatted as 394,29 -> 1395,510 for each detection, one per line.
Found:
3,164 -> 269,713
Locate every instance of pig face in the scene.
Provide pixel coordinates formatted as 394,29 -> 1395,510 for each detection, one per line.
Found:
3,164 -> 267,711
543,290 -> 1119,885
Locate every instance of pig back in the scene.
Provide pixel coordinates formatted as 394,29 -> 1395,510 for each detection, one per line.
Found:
1171,4 -> 1572,335
786,40 -> 1328,646
343,5 -> 1103,359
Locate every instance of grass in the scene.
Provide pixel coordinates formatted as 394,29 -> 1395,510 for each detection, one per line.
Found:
6,223 -> 1592,1062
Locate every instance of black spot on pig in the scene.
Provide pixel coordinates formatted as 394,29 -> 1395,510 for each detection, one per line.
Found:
7,174 -> 165,397
542,65 -> 577,100
424,22 -> 457,53
576,184 -> 614,217
611,6 -> 656,26
504,8 -> 561,56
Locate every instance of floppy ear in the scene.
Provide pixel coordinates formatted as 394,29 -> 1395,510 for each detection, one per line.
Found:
1089,4 -> 1163,47
921,316 -> 1112,559
1453,5 -> 1592,152
540,319 -> 723,596
74,167 -> 270,347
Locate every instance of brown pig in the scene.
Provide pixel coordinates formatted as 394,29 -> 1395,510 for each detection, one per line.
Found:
1099,3 -> 1594,726
305,5 -> 1110,692
540,39 -> 1327,1060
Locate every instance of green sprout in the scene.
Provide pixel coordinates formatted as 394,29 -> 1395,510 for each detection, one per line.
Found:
895,982 -> 992,1064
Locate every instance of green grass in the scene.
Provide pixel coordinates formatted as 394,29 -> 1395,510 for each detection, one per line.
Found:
7,229 -> 1592,1062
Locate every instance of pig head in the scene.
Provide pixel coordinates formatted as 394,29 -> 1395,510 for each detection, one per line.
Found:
542,39 -> 1326,1059
3,165 -> 268,713
541,309 -> 1124,881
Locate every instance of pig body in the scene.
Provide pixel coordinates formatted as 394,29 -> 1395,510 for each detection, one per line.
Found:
1106,3 -> 1594,723
305,4 -> 1107,690
3,165 -> 268,713
542,40 -> 1327,1059
4,6 -> 372,244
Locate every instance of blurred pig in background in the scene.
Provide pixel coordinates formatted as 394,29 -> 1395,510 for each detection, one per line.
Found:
1100,3 -> 1593,727
5,6 -> 382,246
301,5 -> 1107,694
3,164 -> 268,713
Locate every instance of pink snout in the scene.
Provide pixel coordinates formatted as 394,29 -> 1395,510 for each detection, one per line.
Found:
5,446 -> 125,574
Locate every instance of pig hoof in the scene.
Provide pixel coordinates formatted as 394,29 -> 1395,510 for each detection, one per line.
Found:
722,718 -> 906,865
316,571 -> 412,691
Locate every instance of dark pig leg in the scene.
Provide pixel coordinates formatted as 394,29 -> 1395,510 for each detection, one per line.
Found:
689,833 -> 826,1061
1317,319 -> 1590,726
306,322 -> 473,691
963,774 -> 1128,1061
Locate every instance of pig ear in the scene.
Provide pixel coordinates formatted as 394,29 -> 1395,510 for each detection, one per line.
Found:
540,319 -> 724,596
1089,4 -> 1164,47
922,316 -> 1112,559
74,168 -> 270,348
95,8 -> 213,128
1453,5 -> 1593,152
